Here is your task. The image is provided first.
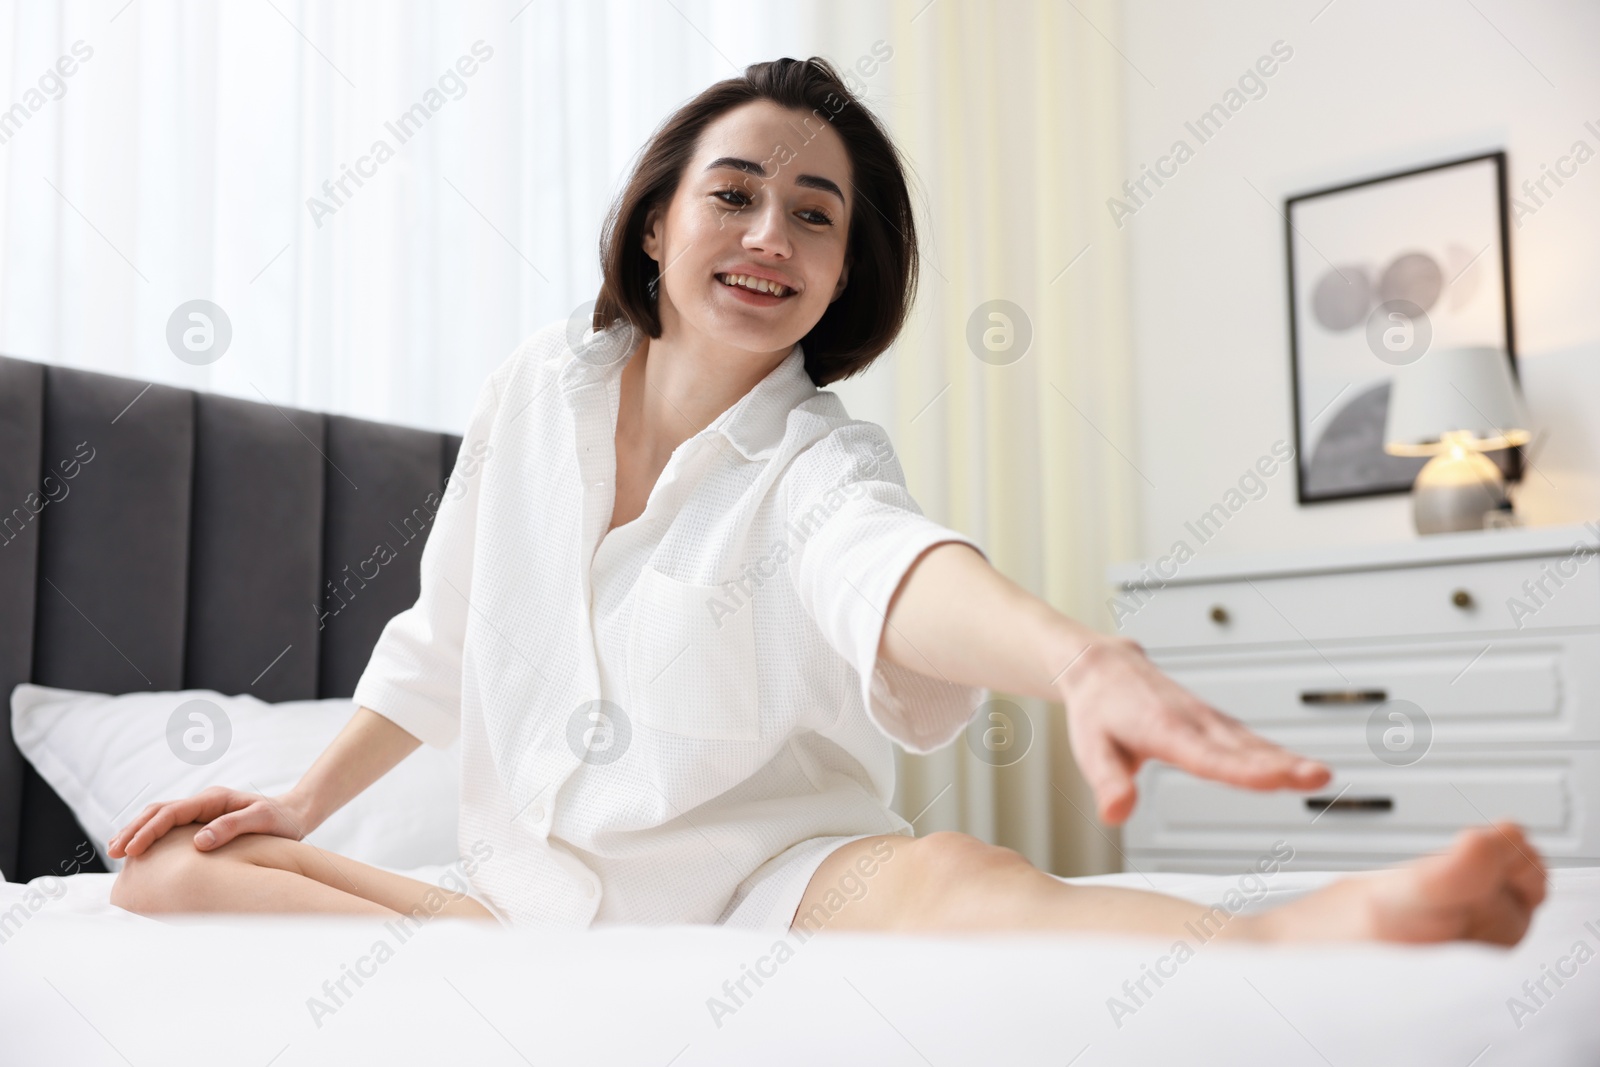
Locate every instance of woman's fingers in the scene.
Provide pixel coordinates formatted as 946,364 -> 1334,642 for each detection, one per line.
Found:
109,799 -> 183,858
1158,717 -> 1328,792
109,789 -> 296,858
1147,696 -> 1330,789
119,804 -> 189,858
117,789 -> 238,857
1070,723 -> 1138,824
107,804 -> 155,858
194,803 -> 272,850
1189,690 -> 1328,779
1061,644 -> 1331,821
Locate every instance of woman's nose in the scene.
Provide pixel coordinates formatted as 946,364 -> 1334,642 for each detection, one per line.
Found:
741,201 -> 792,258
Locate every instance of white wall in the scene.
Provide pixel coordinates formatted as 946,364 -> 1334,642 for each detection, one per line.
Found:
1117,0 -> 1600,563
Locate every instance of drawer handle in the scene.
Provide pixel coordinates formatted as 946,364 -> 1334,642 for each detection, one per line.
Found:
1452,589 -> 1474,609
1209,605 -> 1229,625
1306,796 -> 1393,814
1300,688 -> 1388,706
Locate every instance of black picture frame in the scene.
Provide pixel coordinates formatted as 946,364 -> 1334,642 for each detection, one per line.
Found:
1283,150 -> 1522,505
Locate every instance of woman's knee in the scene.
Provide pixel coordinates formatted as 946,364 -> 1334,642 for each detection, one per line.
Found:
904,831 -> 1031,882
111,824 -> 198,913
110,824 -> 274,915
795,831 -> 1038,933
893,832 -> 1037,924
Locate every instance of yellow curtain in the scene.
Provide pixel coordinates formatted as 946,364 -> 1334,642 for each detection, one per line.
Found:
831,0 -> 1139,877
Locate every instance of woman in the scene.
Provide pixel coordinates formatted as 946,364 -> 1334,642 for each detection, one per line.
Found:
110,58 -> 1545,945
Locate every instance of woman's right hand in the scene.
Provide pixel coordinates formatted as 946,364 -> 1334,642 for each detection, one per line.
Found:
107,786 -> 315,859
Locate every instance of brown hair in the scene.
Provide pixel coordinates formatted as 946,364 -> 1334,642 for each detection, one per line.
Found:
593,56 -> 917,387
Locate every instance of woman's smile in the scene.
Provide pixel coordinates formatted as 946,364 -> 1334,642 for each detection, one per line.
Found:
715,270 -> 797,307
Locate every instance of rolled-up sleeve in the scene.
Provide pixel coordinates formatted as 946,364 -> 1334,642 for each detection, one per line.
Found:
350,360 -> 505,748
783,421 -> 990,753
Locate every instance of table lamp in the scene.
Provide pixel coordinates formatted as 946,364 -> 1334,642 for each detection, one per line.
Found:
1383,345 -> 1531,535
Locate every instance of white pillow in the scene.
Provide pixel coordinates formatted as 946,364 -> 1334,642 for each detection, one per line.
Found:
9,683 -> 459,873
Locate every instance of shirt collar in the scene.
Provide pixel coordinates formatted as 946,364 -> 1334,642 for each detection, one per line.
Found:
563,321 -> 817,462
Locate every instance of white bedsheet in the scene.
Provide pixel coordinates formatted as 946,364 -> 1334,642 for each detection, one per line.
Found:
2,866 -> 1598,1065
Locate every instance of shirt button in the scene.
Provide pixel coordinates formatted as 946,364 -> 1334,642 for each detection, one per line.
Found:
584,880 -> 597,899
528,803 -> 545,822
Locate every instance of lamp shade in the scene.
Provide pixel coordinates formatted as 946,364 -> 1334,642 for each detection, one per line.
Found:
1383,345 -> 1531,456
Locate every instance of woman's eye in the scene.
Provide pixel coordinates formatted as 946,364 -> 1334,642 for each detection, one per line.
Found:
712,189 -> 834,226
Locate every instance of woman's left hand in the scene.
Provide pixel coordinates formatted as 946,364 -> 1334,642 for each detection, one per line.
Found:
1057,636 -> 1332,824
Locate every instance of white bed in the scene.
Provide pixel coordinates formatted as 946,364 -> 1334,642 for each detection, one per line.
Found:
9,372 -> 1594,1064
4,865 -> 1598,1066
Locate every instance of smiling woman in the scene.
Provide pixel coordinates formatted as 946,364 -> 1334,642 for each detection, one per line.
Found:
108,56 -> 1549,957
592,58 -> 917,390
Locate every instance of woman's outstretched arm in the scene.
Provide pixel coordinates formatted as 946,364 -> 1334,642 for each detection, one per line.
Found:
878,541 -> 1333,823
808,544 -> 1547,949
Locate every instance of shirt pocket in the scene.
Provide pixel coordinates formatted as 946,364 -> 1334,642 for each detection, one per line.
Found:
626,564 -> 760,742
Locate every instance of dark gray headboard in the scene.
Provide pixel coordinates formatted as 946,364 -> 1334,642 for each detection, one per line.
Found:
0,354 -> 462,882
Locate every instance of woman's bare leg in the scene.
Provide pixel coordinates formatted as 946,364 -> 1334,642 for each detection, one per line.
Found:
793,822 -> 1547,946
111,823 -> 497,922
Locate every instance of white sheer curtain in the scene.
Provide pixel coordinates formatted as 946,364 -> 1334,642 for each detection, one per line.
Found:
0,0 -> 831,432
852,0 -> 1134,877
1,0 -> 1134,877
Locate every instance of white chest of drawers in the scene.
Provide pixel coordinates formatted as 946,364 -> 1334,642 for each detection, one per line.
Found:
1106,521 -> 1600,872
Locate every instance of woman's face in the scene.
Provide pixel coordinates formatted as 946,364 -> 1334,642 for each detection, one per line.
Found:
642,99 -> 854,356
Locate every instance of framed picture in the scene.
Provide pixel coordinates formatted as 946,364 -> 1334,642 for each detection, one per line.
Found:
1284,150 -> 1521,503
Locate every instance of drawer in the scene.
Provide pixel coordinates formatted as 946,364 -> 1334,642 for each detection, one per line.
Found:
1127,852 -> 1600,874
1122,748 -> 1599,863
1117,555 -> 1600,650
1153,634 -> 1600,748
1128,853 -> 1386,874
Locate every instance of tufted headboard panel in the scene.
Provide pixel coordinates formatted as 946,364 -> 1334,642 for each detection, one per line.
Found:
0,354 -> 462,881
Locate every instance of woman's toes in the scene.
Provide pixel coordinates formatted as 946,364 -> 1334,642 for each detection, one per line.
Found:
1503,845 -> 1549,910
1478,882 -> 1534,946
1370,824 -> 1547,945
1258,822 -> 1549,946
1413,827 -> 1495,905
1447,825 -> 1546,945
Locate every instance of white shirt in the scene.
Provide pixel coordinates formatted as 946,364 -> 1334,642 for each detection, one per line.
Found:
351,318 -> 988,928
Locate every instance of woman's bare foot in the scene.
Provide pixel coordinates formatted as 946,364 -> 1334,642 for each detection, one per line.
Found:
1238,821 -> 1548,946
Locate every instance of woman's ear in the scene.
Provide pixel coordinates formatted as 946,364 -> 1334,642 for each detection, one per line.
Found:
831,255 -> 851,303
641,202 -> 663,262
